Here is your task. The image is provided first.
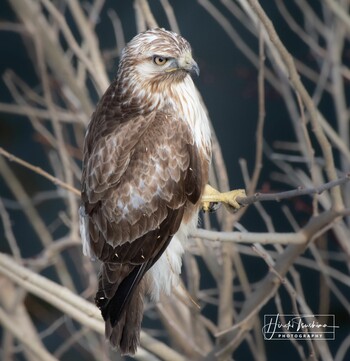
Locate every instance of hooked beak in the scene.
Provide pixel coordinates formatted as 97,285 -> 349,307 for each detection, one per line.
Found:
187,60 -> 200,76
166,53 -> 200,76
179,54 -> 200,76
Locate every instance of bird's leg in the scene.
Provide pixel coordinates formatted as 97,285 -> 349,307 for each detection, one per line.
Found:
201,184 -> 246,213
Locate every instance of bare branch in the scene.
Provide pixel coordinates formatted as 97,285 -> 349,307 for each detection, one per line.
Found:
0,307 -> 58,361
204,208 -> 346,360
2,145 -> 348,211
0,147 -> 80,196
237,173 -> 350,206
0,253 -> 186,361
244,0 -> 344,210
8,0 -> 94,115
137,0 -> 158,28
2,1 -> 349,359
0,102 -> 86,123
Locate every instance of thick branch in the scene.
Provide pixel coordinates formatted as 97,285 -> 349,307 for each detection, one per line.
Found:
0,278 -> 58,361
0,253 -> 185,361
204,208 -> 346,360
193,228 -> 305,245
0,307 -> 58,361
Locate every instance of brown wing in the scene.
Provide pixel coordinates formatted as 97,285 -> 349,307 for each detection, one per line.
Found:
82,110 -> 202,263
81,82 -> 202,329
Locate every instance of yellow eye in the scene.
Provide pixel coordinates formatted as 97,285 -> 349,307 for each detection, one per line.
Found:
153,56 -> 168,66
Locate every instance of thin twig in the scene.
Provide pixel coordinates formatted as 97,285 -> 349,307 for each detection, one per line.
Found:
0,102 -> 86,123
8,0 -> 93,115
0,147 -> 80,196
245,0 -> 344,210
39,0 -> 108,94
204,208 -> 347,360
159,0 -> 180,34
0,198 -> 22,262
247,25 -> 265,195
137,0 -> 158,28
2,146 -> 348,209
237,173 -> 350,206
65,0 -> 109,92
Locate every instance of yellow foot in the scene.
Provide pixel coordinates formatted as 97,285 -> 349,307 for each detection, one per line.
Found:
201,185 -> 246,213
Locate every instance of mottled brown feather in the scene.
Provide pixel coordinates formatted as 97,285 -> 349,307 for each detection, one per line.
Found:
81,77 -> 203,352
82,83 -> 202,257
80,28 -> 211,355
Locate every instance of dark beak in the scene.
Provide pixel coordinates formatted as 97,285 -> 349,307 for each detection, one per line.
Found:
189,61 -> 200,76
179,55 -> 200,76
167,56 -> 200,76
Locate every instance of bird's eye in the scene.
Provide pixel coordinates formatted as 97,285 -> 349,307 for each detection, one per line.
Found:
153,56 -> 168,66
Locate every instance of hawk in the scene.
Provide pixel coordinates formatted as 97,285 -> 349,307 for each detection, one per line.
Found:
80,28 -> 244,355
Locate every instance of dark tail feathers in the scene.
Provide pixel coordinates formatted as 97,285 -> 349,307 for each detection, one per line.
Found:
95,263 -> 146,355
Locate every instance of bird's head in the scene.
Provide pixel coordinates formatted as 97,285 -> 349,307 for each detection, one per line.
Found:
117,28 -> 199,91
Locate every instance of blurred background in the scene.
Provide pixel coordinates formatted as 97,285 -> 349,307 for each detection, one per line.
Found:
0,1 -> 349,360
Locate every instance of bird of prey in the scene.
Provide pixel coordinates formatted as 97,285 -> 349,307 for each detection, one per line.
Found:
80,28 -> 245,355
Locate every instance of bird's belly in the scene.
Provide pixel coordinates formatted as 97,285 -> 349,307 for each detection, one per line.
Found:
147,210 -> 199,301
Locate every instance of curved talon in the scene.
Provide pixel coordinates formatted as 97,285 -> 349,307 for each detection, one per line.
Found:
223,189 -> 246,210
201,185 -> 246,213
202,201 -> 210,213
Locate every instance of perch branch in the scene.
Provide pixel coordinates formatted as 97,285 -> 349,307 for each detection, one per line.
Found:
1,147 -> 348,209
236,173 -> 350,206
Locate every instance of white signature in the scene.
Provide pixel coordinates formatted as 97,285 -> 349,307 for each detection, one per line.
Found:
262,314 -> 338,340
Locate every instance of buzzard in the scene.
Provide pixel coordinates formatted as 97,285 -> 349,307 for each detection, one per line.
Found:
80,28 -> 245,355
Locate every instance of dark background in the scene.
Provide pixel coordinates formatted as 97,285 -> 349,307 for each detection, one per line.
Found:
0,1 -> 348,360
